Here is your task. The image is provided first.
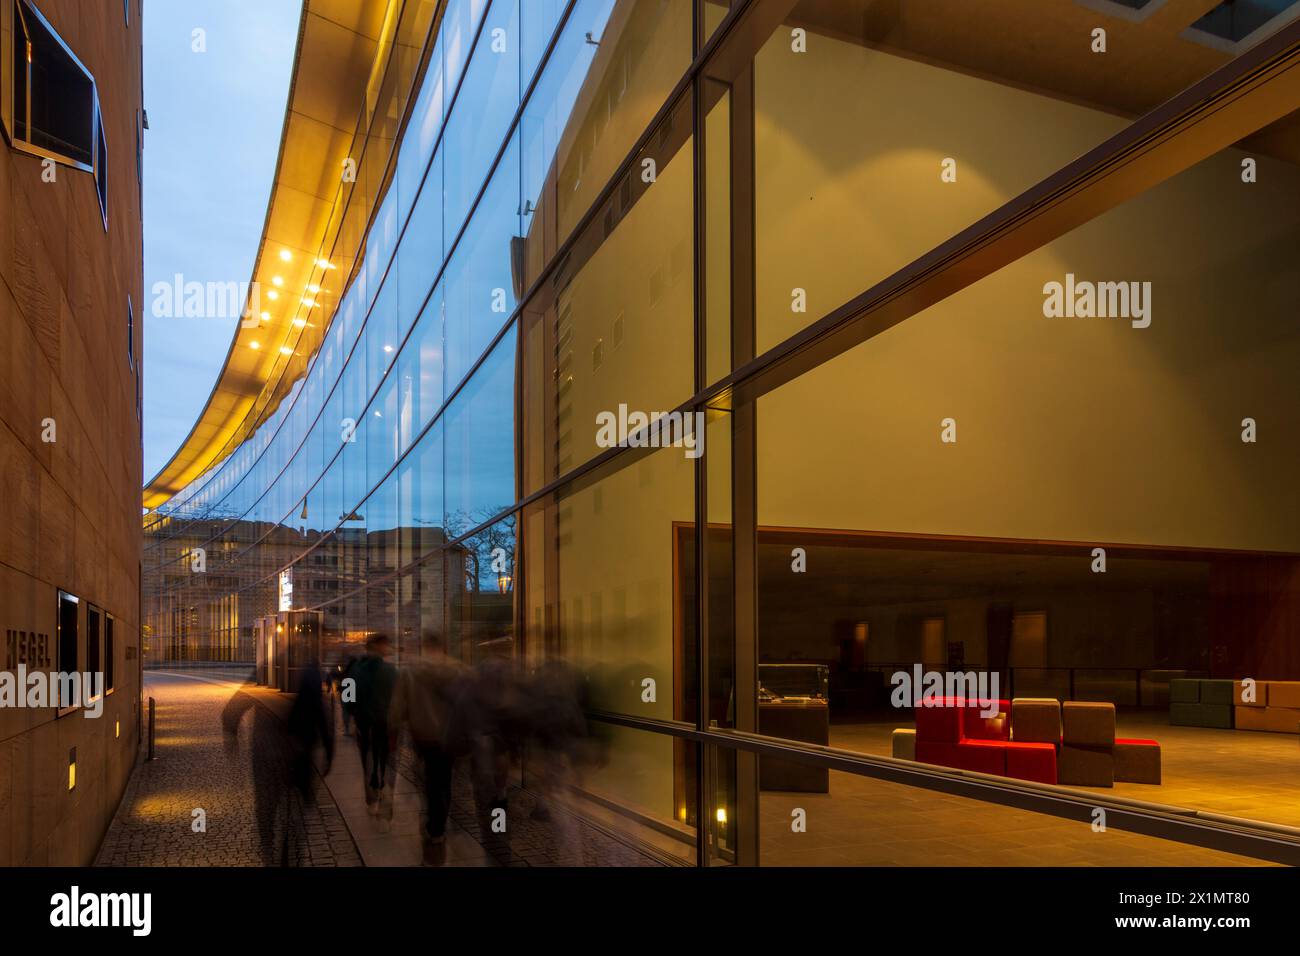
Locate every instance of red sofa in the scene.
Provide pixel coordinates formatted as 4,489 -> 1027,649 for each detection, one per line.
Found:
913,697 -> 1059,784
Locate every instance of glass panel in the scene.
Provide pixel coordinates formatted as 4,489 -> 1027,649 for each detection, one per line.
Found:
541,95 -> 694,482
749,120 -> 1300,832
444,328 -> 517,540
518,0 -> 693,290
567,720 -> 698,864
554,444 -> 694,719
442,0 -> 521,244
396,150 -> 444,332
442,136 -> 522,390
449,515 -> 517,666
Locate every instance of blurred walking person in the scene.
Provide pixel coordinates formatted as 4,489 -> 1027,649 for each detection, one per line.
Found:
352,633 -> 398,819
393,633 -> 465,865
520,662 -> 589,861
287,657 -> 334,804
220,682 -> 293,865
338,652 -> 359,737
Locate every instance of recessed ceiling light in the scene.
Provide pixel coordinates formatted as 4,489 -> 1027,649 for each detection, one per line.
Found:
279,249 -> 293,262
307,284 -> 320,294
302,298 -> 316,307
279,346 -> 293,356
250,341 -> 261,350
259,311 -> 271,322
272,276 -> 284,287
292,318 -> 307,327
266,290 -> 279,301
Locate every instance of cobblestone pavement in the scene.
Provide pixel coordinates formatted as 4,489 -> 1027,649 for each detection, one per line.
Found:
95,672 -> 361,867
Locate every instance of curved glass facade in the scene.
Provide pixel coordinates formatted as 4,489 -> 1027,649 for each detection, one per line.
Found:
145,0 -> 1300,866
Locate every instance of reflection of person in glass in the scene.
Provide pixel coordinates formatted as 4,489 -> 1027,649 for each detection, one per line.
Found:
352,633 -> 398,820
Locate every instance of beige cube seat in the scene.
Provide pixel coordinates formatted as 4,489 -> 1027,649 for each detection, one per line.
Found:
891,728 -> 916,761
1062,701 -> 1115,748
1114,739 -> 1161,784
1233,680 -> 1264,707
1059,744 -> 1114,787
1268,681 -> 1300,709
1010,698 -> 1062,744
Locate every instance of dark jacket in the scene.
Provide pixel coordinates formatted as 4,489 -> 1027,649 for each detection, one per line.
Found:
352,653 -> 397,724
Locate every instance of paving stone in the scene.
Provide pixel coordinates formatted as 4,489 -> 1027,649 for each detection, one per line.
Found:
95,672 -> 363,868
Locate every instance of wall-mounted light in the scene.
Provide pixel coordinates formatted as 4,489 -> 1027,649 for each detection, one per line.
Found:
715,807 -> 727,825
68,748 -> 77,791
115,720 -> 120,739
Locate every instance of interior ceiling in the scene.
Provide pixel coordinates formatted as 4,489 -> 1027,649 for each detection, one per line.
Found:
792,0 -> 1300,162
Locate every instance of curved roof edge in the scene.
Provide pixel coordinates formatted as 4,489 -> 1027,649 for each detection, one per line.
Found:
143,0 -> 396,511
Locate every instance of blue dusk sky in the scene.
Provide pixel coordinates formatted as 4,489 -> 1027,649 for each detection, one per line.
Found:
143,0 -> 303,481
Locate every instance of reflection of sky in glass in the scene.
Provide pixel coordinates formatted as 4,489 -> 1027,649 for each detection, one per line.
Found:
151,0 -> 620,568
443,330 -> 517,536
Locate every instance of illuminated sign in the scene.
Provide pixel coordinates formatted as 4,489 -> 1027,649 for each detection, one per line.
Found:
278,570 -> 293,612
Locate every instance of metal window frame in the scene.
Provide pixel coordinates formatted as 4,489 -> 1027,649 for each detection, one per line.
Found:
85,603 -> 104,704
1,0 -> 100,175
105,611 -> 117,695
94,93 -> 107,229
55,589 -> 80,718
